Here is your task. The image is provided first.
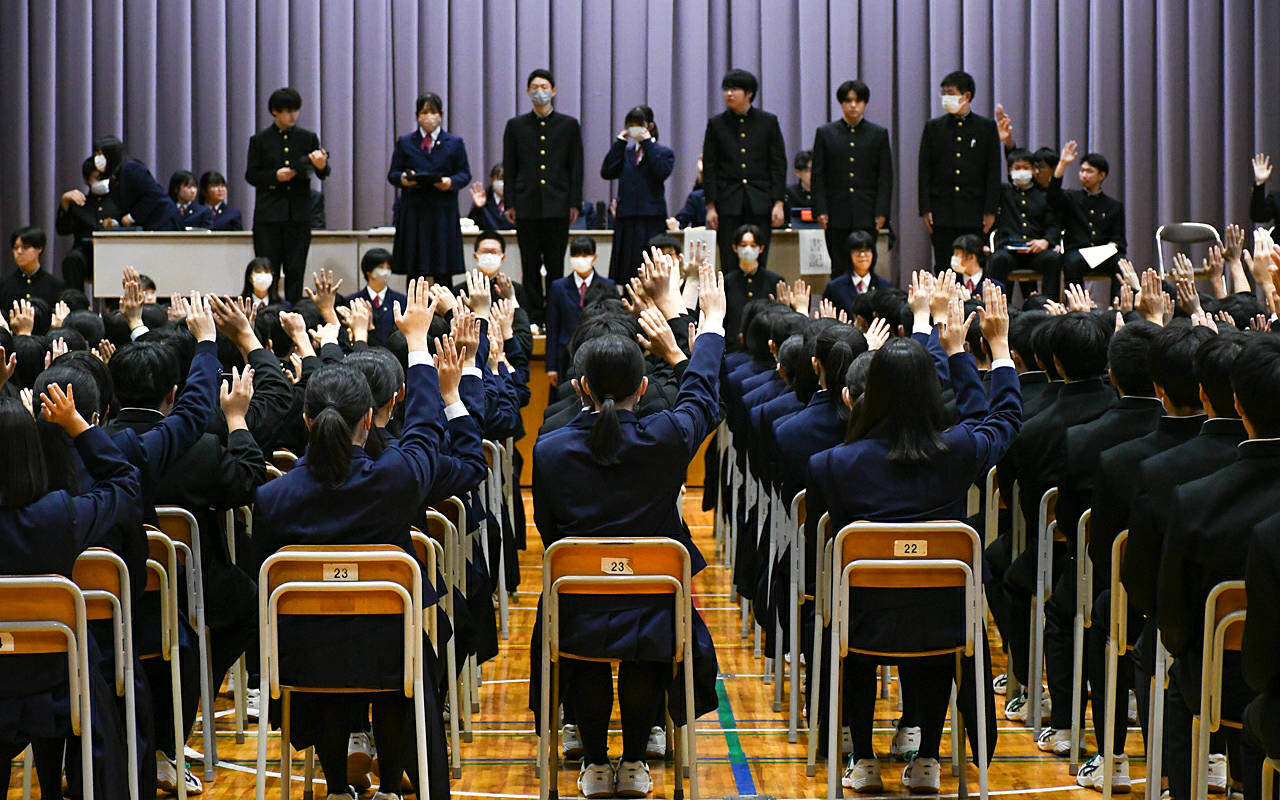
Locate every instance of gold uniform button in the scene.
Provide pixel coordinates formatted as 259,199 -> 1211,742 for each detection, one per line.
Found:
283,147 -> 289,153
740,132 -> 746,138
955,169 -> 960,175
849,173 -> 855,178
956,136 -> 962,142
539,179 -> 546,185
540,120 -> 546,125
540,135 -> 546,141
740,148 -> 746,154
955,153 -> 962,158
741,178 -> 748,184
849,187 -> 856,193
957,121 -> 964,127
1089,209 -> 1095,215
540,164 -> 547,170
740,163 -> 747,168
539,149 -> 546,155
955,186 -> 961,192
1021,199 -> 1026,205
849,157 -> 855,162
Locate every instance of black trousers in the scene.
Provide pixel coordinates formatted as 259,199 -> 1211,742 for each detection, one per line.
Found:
1062,250 -> 1123,297
987,249 -> 1064,300
561,659 -> 667,766
716,211 -> 774,275
1242,697 -> 1280,800
929,224 -> 982,273
313,694 -> 415,797
253,221 -> 312,303
823,225 -> 878,278
515,216 -> 569,317
1083,590 -> 1141,754
845,655 -> 952,761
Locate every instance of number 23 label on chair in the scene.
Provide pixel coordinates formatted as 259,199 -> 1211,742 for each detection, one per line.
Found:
601,557 -> 634,575
324,563 -> 358,581
893,540 -> 927,557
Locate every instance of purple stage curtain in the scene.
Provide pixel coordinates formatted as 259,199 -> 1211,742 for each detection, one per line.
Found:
2,0 -> 1279,282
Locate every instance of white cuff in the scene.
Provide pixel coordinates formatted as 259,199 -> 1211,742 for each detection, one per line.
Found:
130,325 -> 149,340
443,401 -> 468,420
991,358 -> 1016,371
913,321 -> 933,336
408,350 -> 434,368
461,366 -> 483,379
696,324 -> 725,337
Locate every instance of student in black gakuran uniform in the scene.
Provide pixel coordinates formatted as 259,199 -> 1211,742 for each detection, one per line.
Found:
1046,140 -> 1126,294
502,69 -> 584,319
246,87 -> 330,303
701,69 -> 787,274
530,258 -> 726,799
917,71 -> 1002,273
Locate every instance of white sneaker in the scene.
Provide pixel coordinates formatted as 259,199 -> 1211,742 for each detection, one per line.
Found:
992,672 -> 1008,695
157,754 -> 204,796
324,789 -> 356,800
1004,691 -> 1050,724
891,724 -> 921,761
1207,753 -> 1228,794
645,726 -> 667,759
1076,754 -> 1132,793
842,757 -> 883,792
1127,691 -> 1139,725
615,760 -> 653,798
371,792 -> 402,800
562,723 -> 585,760
577,761 -> 615,799
245,687 -> 261,719
348,731 -> 374,792
1035,727 -> 1075,756
902,756 -> 941,795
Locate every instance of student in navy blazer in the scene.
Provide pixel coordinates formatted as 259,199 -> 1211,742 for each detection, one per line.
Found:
168,170 -> 214,228
199,171 -> 244,230
252,282 -> 456,800
950,233 -> 1006,299
544,237 -> 618,388
601,106 -> 675,284
94,134 -> 183,231
388,93 -> 471,280
804,282 -> 1020,787
821,230 -> 892,316
343,248 -> 407,346
467,164 -> 510,231
530,264 -> 726,791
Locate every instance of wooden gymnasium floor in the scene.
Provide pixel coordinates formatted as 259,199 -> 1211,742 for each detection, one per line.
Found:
7,490 -> 1152,800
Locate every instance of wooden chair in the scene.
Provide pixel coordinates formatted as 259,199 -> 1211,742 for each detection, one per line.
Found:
538,537 -> 698,800
155,505 -> 218,780
1191,580 -> 1247,800
1069,510 -> 1093,775
482,439 -> 510,639
270,449 -> 298,472
74,548 -> 139,800
433,496 -> 479,720
824,521 -> 990,799
411,528 -> 462,778
255,545 -> 430,800
1263,757 -> 1280,799
982,467 -> 1000,549
227,504 -> 254,743
787,489 -> 806,743
144,529 -> 188,800
805,512 -> 833,777
1028,487 -> 1059,734
265,463 -> 285,482
424,507 -> 470,746
0,576 -> 94,800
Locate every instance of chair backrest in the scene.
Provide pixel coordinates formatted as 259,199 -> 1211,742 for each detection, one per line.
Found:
1039,488 -> 1058,535
265,463 -> 285,482
791,490 -> 806,529
1203,580 -> 1247,730
833,521 -> 979,590
73,549 -> 129,623
144,532 -> 180,656
1109,530 -> 1131,649
0,576 -> 90,732
1076,510 -> 1093,625
483,440 -> 499,471
984,466 -> 1001,548
1155,222 -> 1222,276
271,449 -> 298,472
543,537 -> 690,597
433,497 -> 466,538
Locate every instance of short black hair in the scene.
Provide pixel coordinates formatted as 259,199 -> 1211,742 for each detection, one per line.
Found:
734,223 -> 763,245
1050,311 -> 1110,380
361,247 -> 393,276
836,80 -> 870,104
59,289 -> 91,311
9,226 -> 46,251
1031,315 -> 1063,378
1009,310 -> 1048,368
952,233 -> 985,259
110,341 -> 179,409
1106,320 -> 1160,396
940,70 -> 976,99
415,92 -> 443,115
793,150 -> 813,171
846,230 -> 876,253
1231,335 -> 1280,436
475,230 -> 506,253
137,275 -> 156,292
167,170 -> 196,203
646,233 -> 681,252
268,87 -> 302,113
569,236 -> 596,256
526,68 -> 555,88
61,311 -> 105,347
1033,146 -> 1059,167
721,69 -> 759,100
47,327 -> 88,352
1082,152 -> 1110,175
198,171 -> 227,205
1194,331 -> 1246,417
1006,148 -> 1035,168
1148,324 -> 1212,408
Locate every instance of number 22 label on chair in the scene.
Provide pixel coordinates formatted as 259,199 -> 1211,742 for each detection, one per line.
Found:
601,557 -> 634,575
893,540 -> 927,557
324,563 -> 358,581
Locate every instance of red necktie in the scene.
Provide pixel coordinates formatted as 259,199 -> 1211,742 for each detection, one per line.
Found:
372,295 -> 381,310
578,282 -> 587,306
419,136 -> 427,151
855,281 -> 865,294
633,146 -> 642,166
966,279 -> 975,293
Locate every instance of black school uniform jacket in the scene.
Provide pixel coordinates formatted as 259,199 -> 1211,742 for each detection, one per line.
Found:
811,117 -> 892,229
701,106 -> 787,217
917,112 -> 1002,227
245,123 -> 331,223
502,110 -> 584,219
1243,511 -> 1280,756
1046,177 -> 1127,254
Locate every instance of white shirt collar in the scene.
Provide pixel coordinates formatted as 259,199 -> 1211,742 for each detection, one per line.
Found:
419,127 -> 441,144
964,270 -> 984,289
574,272 -> 594,290
367,285 -> 387,303
851,272 -> 871,291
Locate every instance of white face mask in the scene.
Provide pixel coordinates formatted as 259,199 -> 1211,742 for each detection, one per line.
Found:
570,256 -> 594,275
737,245 -> 760,264
94,154 -> 107,172
529,88 -> 552,107
950,256 -> 967,274
1010,169 -> 1034,188
941,94 -> 964,114
89,180 -> 110,196
251,272 -> 274,291
371,267 -> 392,282
476,252 -> 503,275
627,125 -> 647,141
491,179 -> 504,196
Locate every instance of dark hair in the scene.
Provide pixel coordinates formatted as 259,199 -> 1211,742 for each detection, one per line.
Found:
138,275 -> 157,292
850,338 -> 948,461
579,334 -> 645,466
842,351 -> 875,427
581,280 -> 615,309
9,225 -> 46,251
488,163 -> 504,181
745,309 -> 784,363
47,327 -> 88,353
1194,331 -> 1246,417
415,92 -> 443,115
1006,148 -> 1035,168
240,256 -> 280,302
35,365 -> 102,494
1050,312 -> 1110,380
63,310 -> 105,346
526,68 -> 555,88
813,323 -> 868,401
963,297 -> 987,360
1082,152 -> 1110,175
1231,335 -> 1280,436
1148,324 -> 1212,408
721,69 -> 759,100
1032,146 -> 1059,167
569,236 -> 596,256
1210,293 -> 1266,331
29,298 -> 52,336
11,335 -> 48,390
268,87 -> 303,113
737,299 -> 775,349
624,105 -> 659,140
940,70 -> 975,99
58,350 -> 114,419
1106,320 -> 1160,396
952,233 -> 985,260
59,289 -> 91,311
1008,310 -> 1047,368
361,247 -> 394,276
777,334 -> 807,388
81,156 -> 101,182
734,223 -> 762,246
869,287 -> 912,332
850,291 -> 875,325
167,170 -> 197,203
110,341 -> 179,409
0,396 -> 48,507
1031,315 -> 1063,378
836,79 -> 870,104
846,230 -> 876,253
198,171 -> 227,205
568,314 -> 642,364
304,365 -> 374,488
646,233 -> 681,253
92,134 -> 126,177
343,349 -> 406,458
793,150 -> 813,171
793,318 -> 836,402
253,303 -> 295,358
475,230 -> 506,253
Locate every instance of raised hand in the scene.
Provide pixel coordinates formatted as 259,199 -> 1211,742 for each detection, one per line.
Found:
979,281 -> 1011,360
1064,283 -> 1096,312
51,300 -> 70,329
277,310 -> 314,357
92,340 -> 115,364
493,272 -> 517,303
694,262 -> 726,340
427,283 -> 456,316
1214,309 -> 1239,330
1190,309 -> 1218,332
995,103 -> 1014,146
1224,224 -> 1246,265
394,278 -> 438,351
1056,140 -> 1079,177
434,334 -> 466,406
284,353 -> 303,385
491,298 -> 516,341
1116,258 -> 1141,292
308,321 -> 340,349
771,279 -> 792,308
9,300 -> 35,336
1175,276 -> 1202,315
303,269 -> 343,323
46,336 -> 69,367
469,181 -> 487,206
907,270 -> 935,319
1171,252 -> 1195,283
220,366 -> 254,430
938,295 -> 975,356
930,269 -> 957,322
864,316 -> 891,351
487,330 -> 505,373
636,307 -> 684,365
451,306 -> 481,359
1135,268 -> 1166,325
1253,153 -> 1273,185
40,382 -> 89,437
816,297 -> 841,320
0,346 -> 16,390
119,274 -> 144,330
336,297 -> 373,343
181,292 -> 217,343
167,294 -> 188,323
464,270 -> 492,315
789,279 -> 811,314
210,295 -> 260,355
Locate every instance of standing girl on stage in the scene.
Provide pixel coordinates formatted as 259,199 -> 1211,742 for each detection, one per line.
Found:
600,106 -> 675,284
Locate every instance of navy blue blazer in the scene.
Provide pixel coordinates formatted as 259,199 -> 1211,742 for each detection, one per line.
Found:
387,129 -> 471,208
805,355 -> 1021,653
822,273 -> 892,316
177,202 -> 213,228
674,188 -> 706,228
600,138 -> 674,218
468,189 -> 508,231
774,390 -> 846,501
209,202 -> 244,231
344,286 -> 408,346
544,272 -> 618,373
111,161 -> 182,231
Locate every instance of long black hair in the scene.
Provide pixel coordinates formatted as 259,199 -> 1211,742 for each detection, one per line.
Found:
0,397 -> 47,507
847,337 -> 947,462
240,256 -> 281,302
579,334 -> 646,466
344,349 -> 405,457
304,365 -> 374,488
812,323 -> 867,405
35,365 -> 102,494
